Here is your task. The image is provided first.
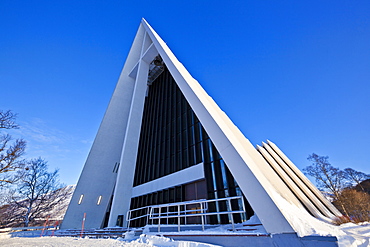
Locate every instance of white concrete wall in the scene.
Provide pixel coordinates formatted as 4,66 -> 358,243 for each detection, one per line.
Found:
131,163 -> 205,197
107,32 -> 158,227
62,25 -> 147,229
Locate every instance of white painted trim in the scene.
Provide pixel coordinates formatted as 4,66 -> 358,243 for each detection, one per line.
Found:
131,163 -> 205,197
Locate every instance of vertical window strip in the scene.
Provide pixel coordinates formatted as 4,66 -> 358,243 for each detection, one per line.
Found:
97,195 -> 102,205
132,66 -> 251,225
78,194 -> 84,205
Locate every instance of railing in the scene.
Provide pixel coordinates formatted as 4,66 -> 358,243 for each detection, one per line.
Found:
126,205 -> 151,229
149,198 -> 208,232
0,226 -> 55,233
127,196 -> 245,232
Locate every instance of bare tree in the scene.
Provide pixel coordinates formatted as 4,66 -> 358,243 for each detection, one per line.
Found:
0,110 -> 19,129
304,153 -> 349,216
344,168 -> 370,191
0,110 -> 26,186
9,158 -> 68,227
333,188 -> 370,223
0,199 -> 19,227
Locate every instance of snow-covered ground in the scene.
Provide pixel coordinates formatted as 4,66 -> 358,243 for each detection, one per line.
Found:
272,191 -> 370,246
338,223 -> 370,247
1,222 -> 369,247
0,234 -> 220,247
1,215 -> 369,246
138,215 -> 267,236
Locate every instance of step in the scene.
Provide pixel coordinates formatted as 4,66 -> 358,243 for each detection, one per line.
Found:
242,223 -> 262,227
148,225 -> 218,232
227,228 -> 257,231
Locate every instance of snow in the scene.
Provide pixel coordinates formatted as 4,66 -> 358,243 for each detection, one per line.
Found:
270,190 -> 370,246
0,234 -> 220,247
338,223 -> 370,247
0,212 -> 369,246
139,215 -> 267,236
0,223 -> 369,247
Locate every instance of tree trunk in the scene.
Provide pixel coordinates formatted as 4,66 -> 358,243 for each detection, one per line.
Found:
24,201 -> 32,227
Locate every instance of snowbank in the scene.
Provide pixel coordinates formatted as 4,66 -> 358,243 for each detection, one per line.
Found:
1,215 -> 369,246
271,191 -> 370,247
0,234 -> 221,247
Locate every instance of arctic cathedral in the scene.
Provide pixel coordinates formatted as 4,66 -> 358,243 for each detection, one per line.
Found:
63,19 -> 341,246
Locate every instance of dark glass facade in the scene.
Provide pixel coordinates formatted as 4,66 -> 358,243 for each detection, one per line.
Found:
131,65 -> 253,226
133,67 -> 203,186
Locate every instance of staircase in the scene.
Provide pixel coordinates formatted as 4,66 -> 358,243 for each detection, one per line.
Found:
228,223 -> 264,232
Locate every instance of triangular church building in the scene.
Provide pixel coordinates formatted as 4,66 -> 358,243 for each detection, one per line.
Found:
63,19 -> 341,243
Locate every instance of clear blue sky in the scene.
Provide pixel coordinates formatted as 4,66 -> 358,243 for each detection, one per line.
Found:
1,1 -> 369,185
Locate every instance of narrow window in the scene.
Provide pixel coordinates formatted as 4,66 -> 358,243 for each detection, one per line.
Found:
78,194 -> 84,204
115,163 -> 120,173
97,195 -> 102,205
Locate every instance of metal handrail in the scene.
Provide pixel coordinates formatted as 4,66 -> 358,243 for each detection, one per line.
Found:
126,196 -> 245,232
126,205 -> 151,230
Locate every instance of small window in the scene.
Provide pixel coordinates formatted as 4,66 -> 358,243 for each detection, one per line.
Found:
116,215 -> 124,227
97,195 -> 102,205
78,194 -> 84,204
